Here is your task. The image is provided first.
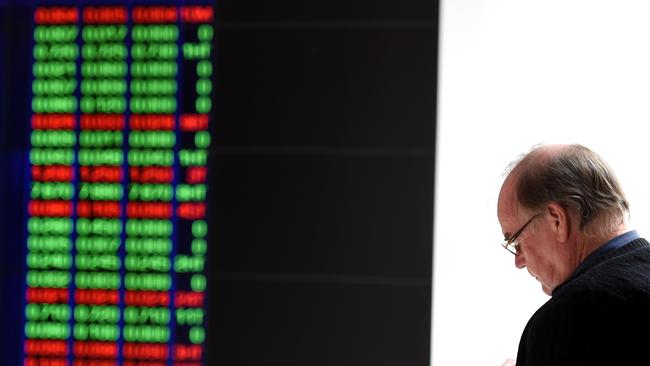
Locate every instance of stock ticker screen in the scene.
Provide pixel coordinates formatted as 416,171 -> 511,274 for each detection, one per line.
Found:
1,1 -> 436,365
3,3 -> 214,365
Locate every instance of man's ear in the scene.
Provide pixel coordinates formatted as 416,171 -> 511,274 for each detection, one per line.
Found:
545,202 -> 570,242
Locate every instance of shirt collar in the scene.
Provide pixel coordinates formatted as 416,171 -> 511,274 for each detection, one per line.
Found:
573,230 -> 639,275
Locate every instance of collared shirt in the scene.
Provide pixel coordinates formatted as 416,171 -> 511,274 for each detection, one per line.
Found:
573,230 -> 640,275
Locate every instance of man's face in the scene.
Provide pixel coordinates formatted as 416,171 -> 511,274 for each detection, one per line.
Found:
497,178 -> 560,295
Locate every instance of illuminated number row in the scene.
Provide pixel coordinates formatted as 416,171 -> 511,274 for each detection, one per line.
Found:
129,116 -> 174,131
125,256 -> 171,272
32,114 -> 76,130
176,308 -> 204,325
33,61 -> 76,77
33,44 -> 79,60
126,238 -> 172,254
124,274 -> 171,291
73,341 -> 118,358
27,253 -> 73,269
78,183 -> 123,200
196,96 -> 211,114
77,200 -> 121,218
179,149 -> 208,166
31,130 -> 76,146
130,166 -> 174,183
80,97 -> 126,113
124,307 -> 170,324
25,322 -> 70,339
34,25 -> 78,43
128,184 -> 173,201
130,79 -> 177,95
30,148 -> 74,165
131,25 -> 178,42
76,237 -> 121,252
174,256 -> 205,274
82,25 -> 127,42
32,97 -> 77,113
79,130 -> 123,147
81,62 -> 127,77
196,79 -> 212,95
192,131 -> 211,148
80,166 -> 123,182
132,43 -> 178,59
31,182 -> 74,199
76,218 -> 122,236
197,24 -> 213,41
75,254 -> 121,271
78,148 -> 123,165
130,97 -> 177,113
81,79 -> 126,94
122,343 -> 168,359
125,219 -> 173,236
82,44 -> 127,59
75,272 -> 121,289
131,61 -> 178,77
28,218 -> 73,235
25,303 -> 71,322
188,327 -> 205,344
74,305 -> 120,323
128,150 -> 174,166
32,79 -> 77,95
176,184 -> 206,201
28,235 -> 72,252
74,323 -> 119,341
123,325 -> 170,343
191,221 -> 207,240
129,131 -> 176,148
196,60 -> 212,77
32,166 -> 75,182
26,270 -> 71,288
182,43 -> 211,59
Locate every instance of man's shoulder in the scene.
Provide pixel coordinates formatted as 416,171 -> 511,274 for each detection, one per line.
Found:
588,237 -> 650,280
567,237 -> 650,288
546,240 -> 650,313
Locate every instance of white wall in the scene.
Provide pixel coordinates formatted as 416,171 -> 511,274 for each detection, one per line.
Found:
433,1 -> 650,365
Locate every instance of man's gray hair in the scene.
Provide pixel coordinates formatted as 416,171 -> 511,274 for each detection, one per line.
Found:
510,144 -> 629,238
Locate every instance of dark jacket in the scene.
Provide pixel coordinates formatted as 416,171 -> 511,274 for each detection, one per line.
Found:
516,238 -> 650,365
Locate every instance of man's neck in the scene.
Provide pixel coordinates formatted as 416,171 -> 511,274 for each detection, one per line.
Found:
576,224 -> 630,264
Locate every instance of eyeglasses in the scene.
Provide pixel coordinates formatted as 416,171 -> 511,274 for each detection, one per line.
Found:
501,213 -> 541,256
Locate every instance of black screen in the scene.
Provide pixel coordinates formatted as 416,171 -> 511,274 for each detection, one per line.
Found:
0,1 -> 437,365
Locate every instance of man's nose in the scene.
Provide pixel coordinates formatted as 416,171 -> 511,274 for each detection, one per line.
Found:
515,254 -> 525,269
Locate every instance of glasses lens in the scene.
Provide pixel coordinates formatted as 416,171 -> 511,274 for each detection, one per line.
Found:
502,241 -> 518,255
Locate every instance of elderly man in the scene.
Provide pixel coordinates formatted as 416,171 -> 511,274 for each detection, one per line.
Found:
497,144 -> 650,366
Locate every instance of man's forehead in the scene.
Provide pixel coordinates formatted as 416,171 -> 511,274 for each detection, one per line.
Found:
497,175 -> 522,229
498,175 -> 518,212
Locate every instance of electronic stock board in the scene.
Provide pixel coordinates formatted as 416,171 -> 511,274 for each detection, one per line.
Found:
8,3 -> 214,365
1,1 -> 437,365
